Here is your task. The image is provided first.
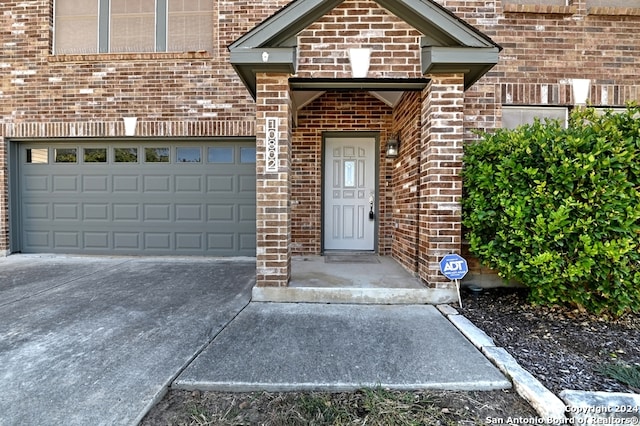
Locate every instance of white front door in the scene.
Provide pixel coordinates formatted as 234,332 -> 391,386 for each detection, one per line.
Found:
324,137 -> 376,251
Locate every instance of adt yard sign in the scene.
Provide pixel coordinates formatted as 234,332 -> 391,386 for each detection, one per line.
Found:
440,254 -> 468,280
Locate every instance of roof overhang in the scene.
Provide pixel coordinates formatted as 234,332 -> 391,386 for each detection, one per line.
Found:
229,0 -> 502,98
229,47 -> 298,97
422,46 -> 501,88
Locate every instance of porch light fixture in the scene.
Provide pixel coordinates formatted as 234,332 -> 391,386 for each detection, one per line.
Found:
348,48 -> 371,78
571,78 -> 591,106
123,116 -> 138,136
386,135 -> 399,158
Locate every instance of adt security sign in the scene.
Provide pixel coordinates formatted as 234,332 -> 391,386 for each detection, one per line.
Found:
440,254 -> 468,280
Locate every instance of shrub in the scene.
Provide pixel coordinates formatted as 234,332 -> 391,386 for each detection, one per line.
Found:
462,105 -> 640,316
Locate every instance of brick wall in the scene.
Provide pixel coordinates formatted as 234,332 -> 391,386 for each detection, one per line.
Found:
297,0 -> 423,79
0,1 -> 291,129
389,92 -> 422,273
2,0 -> 640,261
291,91 -> 394,255
450,0 -> 640,138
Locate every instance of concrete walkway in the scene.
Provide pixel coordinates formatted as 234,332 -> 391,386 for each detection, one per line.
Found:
175,303 -> 510,392
0,254 -> 510,426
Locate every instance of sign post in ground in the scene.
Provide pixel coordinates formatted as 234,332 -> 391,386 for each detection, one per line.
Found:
439,254 -> 468,308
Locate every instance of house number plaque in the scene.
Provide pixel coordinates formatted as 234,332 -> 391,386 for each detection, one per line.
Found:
266,118 -> 278,172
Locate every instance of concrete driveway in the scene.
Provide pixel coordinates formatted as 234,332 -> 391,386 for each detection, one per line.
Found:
0,255 -> 255,426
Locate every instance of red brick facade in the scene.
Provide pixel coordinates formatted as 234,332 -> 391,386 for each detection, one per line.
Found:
1,0 -> 639,290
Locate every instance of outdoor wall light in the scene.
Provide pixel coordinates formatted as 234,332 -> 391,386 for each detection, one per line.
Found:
123,116 -> 138,136
386,135 -> 399,158
571,78 -> 591,106
348,48 -> 371,78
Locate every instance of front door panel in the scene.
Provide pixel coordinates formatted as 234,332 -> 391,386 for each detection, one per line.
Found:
324,137 -> 376,251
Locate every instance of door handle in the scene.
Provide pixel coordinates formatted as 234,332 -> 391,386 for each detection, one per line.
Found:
369,194 -> 375,220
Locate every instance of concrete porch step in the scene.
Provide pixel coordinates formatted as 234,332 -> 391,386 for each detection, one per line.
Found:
252,286 -> 457,304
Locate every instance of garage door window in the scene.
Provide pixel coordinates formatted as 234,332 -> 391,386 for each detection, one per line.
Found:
114,147 -> 138,163
240,147 -> 256,163
26,148 -> 49,164
208,147 -> 233,163
84,148 -> 107,163
145,147 -> 170,163
55,148 -> 77,163
176,147 -> 201,163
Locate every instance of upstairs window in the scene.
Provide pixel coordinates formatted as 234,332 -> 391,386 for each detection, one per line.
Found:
54,0 -> 214,55
502,106 -> 568,130
587,0 -> 640,6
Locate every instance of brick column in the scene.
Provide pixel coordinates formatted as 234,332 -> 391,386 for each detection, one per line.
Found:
255,73 -> 292,287
418,74 -> 465,287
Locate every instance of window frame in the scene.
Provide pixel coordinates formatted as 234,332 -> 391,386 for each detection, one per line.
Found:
100,0 -> 165,53
54,0 -> 212,55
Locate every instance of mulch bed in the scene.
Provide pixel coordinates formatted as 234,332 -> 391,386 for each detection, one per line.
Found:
459,286 -> 640,394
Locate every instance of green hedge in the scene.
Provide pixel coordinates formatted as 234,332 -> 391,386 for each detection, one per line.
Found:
462,105 -> 640,316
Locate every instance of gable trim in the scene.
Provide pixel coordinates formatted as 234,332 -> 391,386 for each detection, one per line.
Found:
229,0 -> 502,97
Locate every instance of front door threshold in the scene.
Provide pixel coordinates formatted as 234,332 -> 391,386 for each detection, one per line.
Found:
251,286 -> 457,305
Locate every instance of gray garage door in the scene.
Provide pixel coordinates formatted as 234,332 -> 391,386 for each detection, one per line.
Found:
17,141 -> 256,256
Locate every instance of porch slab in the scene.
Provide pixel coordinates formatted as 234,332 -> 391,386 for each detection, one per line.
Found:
251,255 -> 458,304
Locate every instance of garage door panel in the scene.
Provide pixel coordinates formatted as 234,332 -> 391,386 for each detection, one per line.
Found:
113,204 -> 140,221
175,204 -> 203,221
114,233 -> 140,249
176,233 -> 203,250
113,175 -> 139,192
143,204 -> 171,221
239,174 -> 256,192
25,175 -> 49,192
208,204 -> 234,221
84,232 -> 109,249
25,231 -> 49,248
53,203 -> 79,220
239,204 -> 256,222
83,204 -> 109,221
143,175 -> 171,192
239,233 -> 257,250
144,233 -> 171,249
19,142 -> 256,256
52,175 -> 78,191
24,203 -> 49,220
82,175 -> 109,192
207,175 -> 234,192
208,233 -> 235,251
175,175 -> 203,192
53,232 -> 79,248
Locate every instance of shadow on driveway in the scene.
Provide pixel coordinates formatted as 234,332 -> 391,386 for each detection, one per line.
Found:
0,255 -> 255,426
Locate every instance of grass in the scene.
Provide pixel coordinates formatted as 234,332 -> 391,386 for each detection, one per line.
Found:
596,363 -> 640,392
178,388 -> 470,426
